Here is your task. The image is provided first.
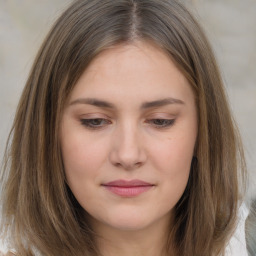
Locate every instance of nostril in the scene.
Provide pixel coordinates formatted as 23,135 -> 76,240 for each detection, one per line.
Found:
113,161 -> 143,170
109,136 -> 147,170
135,162 -> 142,168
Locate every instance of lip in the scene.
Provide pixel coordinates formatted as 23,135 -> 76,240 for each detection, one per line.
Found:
102,179 -> 154,197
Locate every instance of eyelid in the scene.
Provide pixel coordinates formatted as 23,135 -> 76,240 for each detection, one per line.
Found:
78,111 -> 177,131
80,118 -> 176,131
79,113 -> 110,118
145,118 -> 176,129
80,118 -> 112,130
145,111 -> 177,118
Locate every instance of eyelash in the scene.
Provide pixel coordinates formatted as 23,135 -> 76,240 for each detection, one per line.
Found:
80,118 -> 175,130
146,119 -> 175,129
80,118 -> 111,130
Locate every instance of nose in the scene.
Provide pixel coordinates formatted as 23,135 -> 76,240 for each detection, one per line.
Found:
109,122 -> 147,170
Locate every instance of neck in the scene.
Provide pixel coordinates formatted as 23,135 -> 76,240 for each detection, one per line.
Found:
91,216 -> 175,256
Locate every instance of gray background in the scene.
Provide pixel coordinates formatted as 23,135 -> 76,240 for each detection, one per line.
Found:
0,0 -> 255,200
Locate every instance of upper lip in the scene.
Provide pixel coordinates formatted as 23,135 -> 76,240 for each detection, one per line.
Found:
102,179 -> 154,187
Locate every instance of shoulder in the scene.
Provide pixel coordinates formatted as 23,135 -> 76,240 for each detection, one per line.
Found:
246,198 -> 256,256
225,203 -> 249,256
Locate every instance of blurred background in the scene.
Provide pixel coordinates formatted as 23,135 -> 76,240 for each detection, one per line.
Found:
0,0 -> 255,197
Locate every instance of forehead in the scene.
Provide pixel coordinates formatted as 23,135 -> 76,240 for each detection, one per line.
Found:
68,41 -> 194,107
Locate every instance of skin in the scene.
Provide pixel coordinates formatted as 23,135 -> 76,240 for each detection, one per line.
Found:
60,41 -> 198,256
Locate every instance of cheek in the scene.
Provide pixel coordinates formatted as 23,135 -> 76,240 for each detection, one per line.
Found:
150,131 -> 196,202
161,141 -> 191,190
60,133 -> 108,208
60,130 -> 108,181
152,133 -> 195,174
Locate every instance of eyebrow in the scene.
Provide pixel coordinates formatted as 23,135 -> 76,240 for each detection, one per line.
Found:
69,97 -> 185,109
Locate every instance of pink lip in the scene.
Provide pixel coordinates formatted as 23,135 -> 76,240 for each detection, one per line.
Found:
102,179 -> 154,197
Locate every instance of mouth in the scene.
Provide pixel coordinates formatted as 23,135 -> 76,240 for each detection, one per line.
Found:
101,179 -> 155,197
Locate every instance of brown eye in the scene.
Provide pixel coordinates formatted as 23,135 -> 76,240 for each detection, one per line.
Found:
80,118 -> 111,129
147,119 -> 175,128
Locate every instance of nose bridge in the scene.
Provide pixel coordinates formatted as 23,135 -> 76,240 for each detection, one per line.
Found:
109,118 -> 146,169
120,120 -> 139,151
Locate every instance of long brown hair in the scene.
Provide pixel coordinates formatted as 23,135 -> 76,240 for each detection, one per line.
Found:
0,0 -> 246,255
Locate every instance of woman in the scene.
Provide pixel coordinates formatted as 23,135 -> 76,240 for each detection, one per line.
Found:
0,0 -> 248,255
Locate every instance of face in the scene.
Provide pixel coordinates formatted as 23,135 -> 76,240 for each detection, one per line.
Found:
60,41 -> 197,233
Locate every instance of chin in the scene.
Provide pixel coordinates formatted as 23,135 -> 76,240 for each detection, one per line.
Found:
91,207 -> 171,233
108,216 -> 151,231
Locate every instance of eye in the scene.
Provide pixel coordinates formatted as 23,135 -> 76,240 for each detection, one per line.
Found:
80,118 -> 111,129
146,119 -> 175,129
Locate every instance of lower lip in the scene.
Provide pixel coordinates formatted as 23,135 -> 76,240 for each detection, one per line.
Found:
103,185 -> 153,197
